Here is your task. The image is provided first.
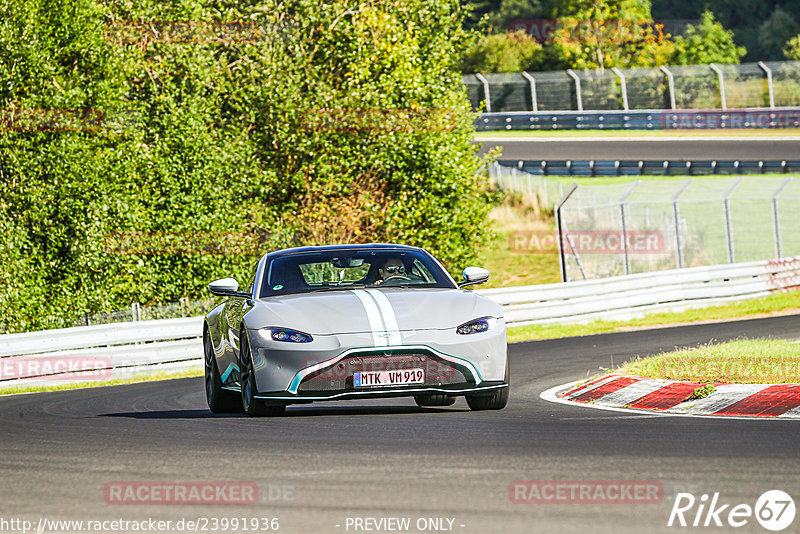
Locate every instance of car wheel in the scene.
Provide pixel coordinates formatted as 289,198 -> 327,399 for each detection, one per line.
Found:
204,333 -> 243,413
414,394 -> 456,407
240,334 -> 285,417
466,361 -> 509,411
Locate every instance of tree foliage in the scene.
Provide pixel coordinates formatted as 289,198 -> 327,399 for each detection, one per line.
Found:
545,0 -> 674,70
671,11 -> 746,65
786,35 -> 800,60
461,31 -> 545,72
0,0 -> 492,332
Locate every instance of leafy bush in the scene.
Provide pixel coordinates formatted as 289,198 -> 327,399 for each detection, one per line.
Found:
461,31 -> 545,73
0,0 -> 491,332
671,11 -> 746,65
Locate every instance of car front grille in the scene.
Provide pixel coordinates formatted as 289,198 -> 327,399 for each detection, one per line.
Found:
297,350 -> 472,392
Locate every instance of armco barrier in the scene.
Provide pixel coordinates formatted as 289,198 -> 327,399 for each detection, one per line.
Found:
476,108 -> 800,131
1,257 -> 798,386
480,257 -> 800,326
0,316 -> 204,387
496,159 -> 800,177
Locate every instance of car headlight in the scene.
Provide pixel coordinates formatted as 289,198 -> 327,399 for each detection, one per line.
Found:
456,317 -> 497,335
268,328 -> 313,343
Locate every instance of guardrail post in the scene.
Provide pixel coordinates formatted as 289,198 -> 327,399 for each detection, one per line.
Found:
723,177 -> 743,263
671,179 -> 693,269
521,72 -> 538,112
566,69 -> 583,111
619,181 -> 641,275
611,67 -> 629,111
475,73 -> 492,113
758,61 -> 775,109
660,66 -> 676,110
131,301 -> 141,322
556,184 -> 580,282
771,177 -> 792,258
709,63 -> 727,110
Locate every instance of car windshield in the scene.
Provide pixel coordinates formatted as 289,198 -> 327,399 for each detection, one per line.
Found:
260,248 -> 455,297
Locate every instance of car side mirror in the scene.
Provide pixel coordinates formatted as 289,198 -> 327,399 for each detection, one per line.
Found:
458,267 -> 490,288
208,278 -> 250,298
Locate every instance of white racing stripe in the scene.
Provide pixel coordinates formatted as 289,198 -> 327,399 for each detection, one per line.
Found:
365,289 -> 403,346
352,290 -> 387,347
351,289 -> 403,347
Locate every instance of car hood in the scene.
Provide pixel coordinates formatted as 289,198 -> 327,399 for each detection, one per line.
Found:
244,288 -> 502,335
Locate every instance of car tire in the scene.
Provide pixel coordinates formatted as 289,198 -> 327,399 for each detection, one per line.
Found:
204,333 -> 243,413
414,394 -> 456,407
466,361 -> 509,411
240,333 -> 286,417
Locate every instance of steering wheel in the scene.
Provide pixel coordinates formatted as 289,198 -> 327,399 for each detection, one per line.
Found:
383,275 -> 410,282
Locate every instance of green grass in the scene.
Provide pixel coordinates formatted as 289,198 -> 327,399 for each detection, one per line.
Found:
616,338 -> 800,384
507,291 -> 800,343
0,368 -> 203,396
475,129 -> 800,138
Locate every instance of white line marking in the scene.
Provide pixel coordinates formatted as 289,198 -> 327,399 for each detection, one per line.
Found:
365,289 -> 402,346
560,374 -> 620,400
593,379 -> 670,407
664,384 -> 771,414
352,290 -> 387,347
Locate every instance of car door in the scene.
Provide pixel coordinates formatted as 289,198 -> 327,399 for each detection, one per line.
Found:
219,266 -> 257,386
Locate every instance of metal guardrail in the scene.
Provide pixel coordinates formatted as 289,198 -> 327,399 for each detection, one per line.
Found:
480,256 -> 800,326
0,317 -> 204,387
1,257 -> 799,387
497,159 -> 800,177
475,108 -> 800,131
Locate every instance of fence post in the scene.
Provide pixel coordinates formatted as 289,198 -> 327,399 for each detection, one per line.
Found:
723,177 -> 743,263
619,181 -> 641,276
660,66 -> 676,110
611,67 -> 629,111
521,72 -> 538,112
771,177 -> 792,258
671,179 -> 693,269
556,184 -> 580,282
566,69 -> 583,111
131,301 -> 141,322
475,73 -> 492,113
758,61 -> 775,109
709,63 -> 727,110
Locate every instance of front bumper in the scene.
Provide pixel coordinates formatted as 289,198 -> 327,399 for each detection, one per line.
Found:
245,324 -> 507,399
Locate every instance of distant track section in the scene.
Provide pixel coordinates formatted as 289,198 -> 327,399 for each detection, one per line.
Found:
475,136 -> 800,161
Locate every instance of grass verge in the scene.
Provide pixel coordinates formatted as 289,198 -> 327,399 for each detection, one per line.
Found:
507,291 -> 800,343
616,338 -> 800,384
0,368 -> 203,396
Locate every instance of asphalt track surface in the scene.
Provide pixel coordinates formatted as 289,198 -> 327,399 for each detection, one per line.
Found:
2,314 -> 800,534
475,136 -> 800,161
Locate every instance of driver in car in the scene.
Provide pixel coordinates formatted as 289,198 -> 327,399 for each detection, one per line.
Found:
374,257 -> 408,285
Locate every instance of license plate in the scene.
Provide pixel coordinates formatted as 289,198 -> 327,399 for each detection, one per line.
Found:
353,368 -> 424,387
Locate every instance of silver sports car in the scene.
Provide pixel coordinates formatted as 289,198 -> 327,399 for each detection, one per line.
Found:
203,244 -> 508,416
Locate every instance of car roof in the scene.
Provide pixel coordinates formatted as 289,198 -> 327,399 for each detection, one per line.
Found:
265,243 -> 425,259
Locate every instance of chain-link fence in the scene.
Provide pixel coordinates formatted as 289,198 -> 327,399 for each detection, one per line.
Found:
464,61 -> 800,112
556,176 -> 800,281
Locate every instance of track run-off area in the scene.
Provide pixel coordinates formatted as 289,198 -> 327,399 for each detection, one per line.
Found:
1,314 -> 799,534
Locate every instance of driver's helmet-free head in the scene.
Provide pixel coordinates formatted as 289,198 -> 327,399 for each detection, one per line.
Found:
380,257 -> 406,277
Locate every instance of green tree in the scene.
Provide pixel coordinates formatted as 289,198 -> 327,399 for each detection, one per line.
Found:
0,0 -> 493,332
785,35 -> 800,60
546,0 -> 674,70
461,31 -> 545,72
759,8 -> 800,60
671,11 -> 746,65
